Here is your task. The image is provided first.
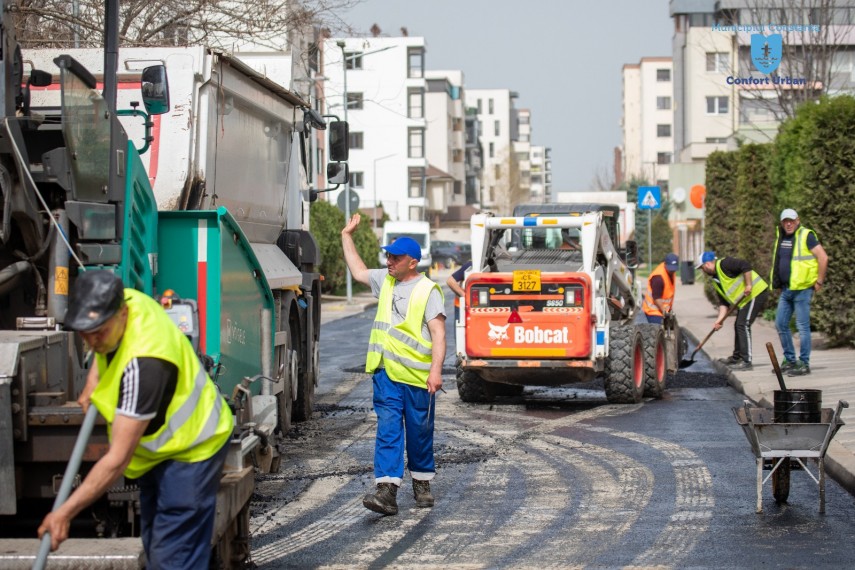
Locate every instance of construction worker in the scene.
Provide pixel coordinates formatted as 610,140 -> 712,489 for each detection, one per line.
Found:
770,208 -> 828,377
446,259 -> 472,324
642,253 -> 679,324
341,214 -> 446,516
38,270 -> 232,568
696,251 -> 769,371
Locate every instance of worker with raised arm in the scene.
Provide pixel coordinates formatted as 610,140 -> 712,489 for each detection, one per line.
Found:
342,213 -> 446,515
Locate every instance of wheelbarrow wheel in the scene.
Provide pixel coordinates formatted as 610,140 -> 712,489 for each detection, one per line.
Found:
772,460 -> 791,503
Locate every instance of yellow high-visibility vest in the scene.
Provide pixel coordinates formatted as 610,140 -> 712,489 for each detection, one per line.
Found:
771,226 -> 819,290
90,289 -> 232,478
714,260 -> 768,308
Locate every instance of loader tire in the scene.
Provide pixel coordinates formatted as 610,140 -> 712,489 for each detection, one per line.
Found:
638,323 -> 667,399
604,324 -> 645,404
457,368 -> 493,403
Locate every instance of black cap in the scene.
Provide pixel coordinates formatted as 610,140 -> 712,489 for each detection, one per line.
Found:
65,270 -> 125,332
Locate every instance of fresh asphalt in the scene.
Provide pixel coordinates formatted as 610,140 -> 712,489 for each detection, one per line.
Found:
321,266 -> 855,496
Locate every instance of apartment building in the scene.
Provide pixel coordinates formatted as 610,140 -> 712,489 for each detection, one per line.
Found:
621,57 -> 675,190
464,88 -> 523,214
322,36 -> 428,224
529,145 -> 552,203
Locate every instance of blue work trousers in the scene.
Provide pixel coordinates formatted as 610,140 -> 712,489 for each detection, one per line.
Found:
775,287 -> 814,365
372,368 -> 435,485
138,440 -> 229,569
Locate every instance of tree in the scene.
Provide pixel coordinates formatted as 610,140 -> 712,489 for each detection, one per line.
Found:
724,0 -> 853,127
13,0 -> 361,50
309,200 -> 378,296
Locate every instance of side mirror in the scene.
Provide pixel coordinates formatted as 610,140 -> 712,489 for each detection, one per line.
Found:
329,120 -> 349,162
624,240 -> 639,269
141,65 -> 170,115
327,162 -> 349,185
29,70 -> 52,87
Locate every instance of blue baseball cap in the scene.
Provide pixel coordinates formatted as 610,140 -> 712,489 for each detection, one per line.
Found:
664,253 -> 679,271
382,237 -> 422,261
695,251 -> 716,269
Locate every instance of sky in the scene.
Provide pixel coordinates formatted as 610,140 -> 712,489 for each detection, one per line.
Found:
336,0 -> 673,193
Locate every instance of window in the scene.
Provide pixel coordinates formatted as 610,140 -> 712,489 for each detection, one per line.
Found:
408,88 -> 424,119
478,122 -> 483,136
409,206 -> 424,220
345,51 -> 363,70
348,132 -> 364,149
706,52 -> 729,73
349,171 -> 364,188
408,128 -> 424,158
494,120 -> 500,136
347,93 -> 363,110
488,98 -> 494,114
408,47 -> 424,78
657,96 -> 672,110
657,68 -> 671,82
706,137 -> 728,144
657,152 -> 673,165
489,142 -> 494,158
706,96 -> 729,114
477,99 -> 482,114
495,164 -> 501,179
408,167 -> 424,198
657,124 -> 672,137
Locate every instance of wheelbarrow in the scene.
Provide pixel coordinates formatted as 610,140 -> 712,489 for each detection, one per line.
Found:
733,399 -> 847,513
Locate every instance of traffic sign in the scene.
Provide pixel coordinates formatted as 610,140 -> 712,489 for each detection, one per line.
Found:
638,186 -> 661,210
336,189 -> 360,213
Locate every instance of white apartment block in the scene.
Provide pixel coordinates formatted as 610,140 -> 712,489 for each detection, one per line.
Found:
424,70 -> 467,223
621,57 -> 675,189
465,88 -> 520,214
322,36 -> 428,224
529,145 -> 552,203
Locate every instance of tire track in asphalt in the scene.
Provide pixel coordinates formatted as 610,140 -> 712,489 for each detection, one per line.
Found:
581,426 -> 714,568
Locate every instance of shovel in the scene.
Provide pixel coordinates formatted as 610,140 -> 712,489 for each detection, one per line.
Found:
678,301 -> 740,368
766,342 -> 789,392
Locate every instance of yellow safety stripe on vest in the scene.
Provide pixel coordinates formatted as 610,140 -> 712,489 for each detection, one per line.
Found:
140,368 -> 209,452
381,350 -> 433,371
190,391 -> 224,448
725,273 -> 764,298
388,328 -> 433,355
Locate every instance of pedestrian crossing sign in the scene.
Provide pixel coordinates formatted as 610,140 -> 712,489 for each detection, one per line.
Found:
638,186 -> 661,210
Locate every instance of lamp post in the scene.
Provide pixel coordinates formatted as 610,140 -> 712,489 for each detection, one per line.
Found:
373,153 -> 397,230
336,40 -> 354,303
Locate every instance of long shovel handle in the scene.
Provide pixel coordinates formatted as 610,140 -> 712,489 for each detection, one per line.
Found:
690,301 -> 741,358
766,342 -> 788,392
34,404 -> 100,570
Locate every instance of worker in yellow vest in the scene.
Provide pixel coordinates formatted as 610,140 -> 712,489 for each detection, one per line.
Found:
770,209 -> 828,377
342,213 -> 446,516
38,270 -> 232,568
642,253 -> 679,324
696,251 -> 769,371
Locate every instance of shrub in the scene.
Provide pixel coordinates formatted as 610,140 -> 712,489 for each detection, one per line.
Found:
309,201 -> 379,296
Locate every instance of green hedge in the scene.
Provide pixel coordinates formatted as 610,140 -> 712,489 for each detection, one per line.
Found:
735,143 -> 775,282
796,96 -> 855,346
703,150 -> 739,304
309,200 -> 380,296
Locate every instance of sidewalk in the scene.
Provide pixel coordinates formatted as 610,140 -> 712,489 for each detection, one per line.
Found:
676,277 -> 855,494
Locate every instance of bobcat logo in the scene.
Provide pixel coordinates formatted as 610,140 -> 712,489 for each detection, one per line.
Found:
487,322 -> 510,345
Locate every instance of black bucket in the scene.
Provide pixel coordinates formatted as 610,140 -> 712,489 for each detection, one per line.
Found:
774,389 -> 822,423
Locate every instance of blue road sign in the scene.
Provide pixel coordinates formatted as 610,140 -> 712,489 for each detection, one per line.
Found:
638,186 -> 661,210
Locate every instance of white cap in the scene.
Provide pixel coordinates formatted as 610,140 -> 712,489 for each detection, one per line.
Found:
780,208 -> 798,221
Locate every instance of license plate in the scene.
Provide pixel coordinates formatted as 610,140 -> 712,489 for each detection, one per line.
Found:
513,270 -> 541,292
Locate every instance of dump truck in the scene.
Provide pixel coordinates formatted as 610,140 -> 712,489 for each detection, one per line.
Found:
454,204 -> 682,404
0,1 -> 345,566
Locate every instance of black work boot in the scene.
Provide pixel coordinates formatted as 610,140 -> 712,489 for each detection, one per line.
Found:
363,483 -> 398,515
413,479 -> 434,508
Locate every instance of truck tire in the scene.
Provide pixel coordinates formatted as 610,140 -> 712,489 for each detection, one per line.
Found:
638,323 -> 667,399
457,368 -> 493,403
293,318 -> 314,422
604,325 -> 645,404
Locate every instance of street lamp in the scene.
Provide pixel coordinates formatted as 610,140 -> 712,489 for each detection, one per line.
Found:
373,153 -> 397,230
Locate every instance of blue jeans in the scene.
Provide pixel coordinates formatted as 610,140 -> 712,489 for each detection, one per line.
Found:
372,368 -> 435,485
775,287 -> 814,365
138,440 -> 229,569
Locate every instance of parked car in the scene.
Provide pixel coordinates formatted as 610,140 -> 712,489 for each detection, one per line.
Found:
431,240 -> 471,268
